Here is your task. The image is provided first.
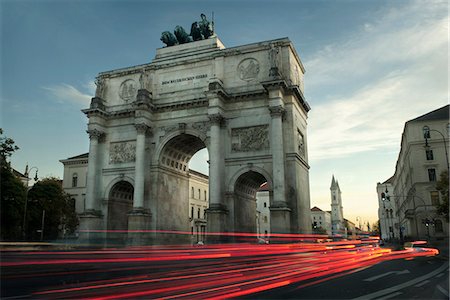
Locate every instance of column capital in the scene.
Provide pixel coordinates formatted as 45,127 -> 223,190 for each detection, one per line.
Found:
269,106 -> 285,118
86,129 -> 105,140
135,123 -> 152,135
208,113 -> 225,126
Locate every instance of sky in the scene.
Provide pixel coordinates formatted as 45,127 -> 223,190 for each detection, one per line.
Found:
1,0 -> 448,227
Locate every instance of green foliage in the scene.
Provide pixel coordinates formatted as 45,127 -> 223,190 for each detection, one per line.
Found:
436,170 -> 449,222
0,128 -> 19,161
0,129 -> 26,240
27,178 -> 79,240
0,162 -> 27,240
371,221 -> 380,236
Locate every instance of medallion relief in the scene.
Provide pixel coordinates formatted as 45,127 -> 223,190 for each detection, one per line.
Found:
109,141 -> 136,164
119,79 -> 138,102
237,58 -> 260,81
231,125 -> 269,152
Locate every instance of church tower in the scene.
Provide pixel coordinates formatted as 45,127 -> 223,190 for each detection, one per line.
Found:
330,175 -> 344,235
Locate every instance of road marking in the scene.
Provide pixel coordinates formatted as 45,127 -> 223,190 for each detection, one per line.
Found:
363,270 -> 410,282
414,279 -> 430,287
376,291 -> 402,300
436,273 -> 444,278
353,262 -> 448,300
437,284 -> 449,297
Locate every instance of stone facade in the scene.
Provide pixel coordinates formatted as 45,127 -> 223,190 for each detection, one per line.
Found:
189,170 -> 208,243
310,206 -> 331,235
81,36 -> 312,244
256,182 -> 271,238
376,177 -> 400,241
387,105 -> 449,241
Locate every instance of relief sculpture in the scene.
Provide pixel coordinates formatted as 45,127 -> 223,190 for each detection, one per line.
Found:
109,141 -> 136,164
231,125 -> 269,152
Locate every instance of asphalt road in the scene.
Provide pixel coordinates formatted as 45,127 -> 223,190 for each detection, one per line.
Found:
243,256 -> 449,299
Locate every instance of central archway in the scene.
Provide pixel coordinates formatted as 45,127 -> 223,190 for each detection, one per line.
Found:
155,133 -> 209,243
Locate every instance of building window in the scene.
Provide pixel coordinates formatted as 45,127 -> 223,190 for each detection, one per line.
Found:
197,208 -> 201,219
430,191 -> 440,206
425,149 -> 434,160
264,216 -> 268,223
72,173 -> 78,187
191,206 -> 194,219
191,187 -> 194,198
264,202 -> 267,208
204,191 -> 207,201
428,169 -> 436,181
198,189 -> 201,199
435,220 -> 443,233
319,216 -> 322,220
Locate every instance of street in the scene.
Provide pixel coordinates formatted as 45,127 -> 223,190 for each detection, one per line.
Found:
1,240 -> 447,299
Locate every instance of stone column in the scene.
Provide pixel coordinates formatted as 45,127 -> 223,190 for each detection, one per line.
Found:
132,123 -> 149,210
85,129 -> 104,213
128,123 -> 151,245
206,113 -> 228,242
269,106 -> 291,234
79,129 -> 104,243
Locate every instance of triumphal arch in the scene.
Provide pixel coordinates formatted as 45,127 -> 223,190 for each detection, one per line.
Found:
80,27 -> 311,244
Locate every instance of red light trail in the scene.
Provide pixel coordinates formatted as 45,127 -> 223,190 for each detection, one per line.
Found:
1,233 -> 438,299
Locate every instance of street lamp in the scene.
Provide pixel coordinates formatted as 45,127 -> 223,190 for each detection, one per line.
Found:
423,125 -> 449,172
22,166 -> 38,240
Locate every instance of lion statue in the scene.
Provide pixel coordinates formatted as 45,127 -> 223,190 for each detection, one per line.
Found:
174,25 -> 192,44
160,31 -> 178,47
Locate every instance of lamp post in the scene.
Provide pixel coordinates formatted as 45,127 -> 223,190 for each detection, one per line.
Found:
423,125 -> 449,172
22,166 -> 38,240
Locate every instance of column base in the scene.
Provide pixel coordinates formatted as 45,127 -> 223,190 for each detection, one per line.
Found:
78,210 -> 104,246
270,206 -> 291,236
206,204 -> 229,243
127,208 -> 152,246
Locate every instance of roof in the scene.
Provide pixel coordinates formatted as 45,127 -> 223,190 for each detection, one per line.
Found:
12,168 -> 27,178
382,175 -> 394,184
189,169 -> 208,179
311,206 -> 323,212
67,153 -> 89,160
408,105 -> 449,123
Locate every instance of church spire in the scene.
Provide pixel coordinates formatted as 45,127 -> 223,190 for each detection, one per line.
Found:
330,175 -> 338,189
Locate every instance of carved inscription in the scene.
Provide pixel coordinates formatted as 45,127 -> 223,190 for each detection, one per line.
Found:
231,125 -> 269,152
109,141 -> 136,164
161,74 -> 207,85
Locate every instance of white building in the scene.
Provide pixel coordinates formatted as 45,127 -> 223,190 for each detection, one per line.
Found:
310,206 -> 331,235
330,176 -> 345,235
60,153 -> 89,214
389,105 -> 448,241
256,182 -> 270,238
376,176 -> 400,241
188,170 -> 208,243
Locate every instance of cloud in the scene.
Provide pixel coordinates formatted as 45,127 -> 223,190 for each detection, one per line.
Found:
42,83 -> 92,106
305,0 -> 448,161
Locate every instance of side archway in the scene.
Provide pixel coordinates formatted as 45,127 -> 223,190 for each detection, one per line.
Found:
107,180 -> 134,243
228,167 -> 272,234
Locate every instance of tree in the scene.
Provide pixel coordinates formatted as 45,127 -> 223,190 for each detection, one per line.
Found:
27,178 -> 78,240
0,129 -> 26,240
0,128 -> 19,161
436,170 -> 449,222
